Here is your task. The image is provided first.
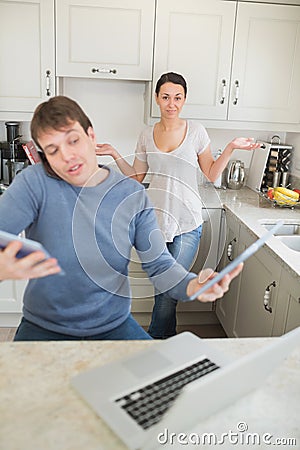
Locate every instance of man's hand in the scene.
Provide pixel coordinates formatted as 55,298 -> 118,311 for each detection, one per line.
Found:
0,241 -> 62,281
187,263 -> 243,302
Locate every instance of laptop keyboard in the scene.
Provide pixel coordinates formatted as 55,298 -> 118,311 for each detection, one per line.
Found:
115,357 -> 219,430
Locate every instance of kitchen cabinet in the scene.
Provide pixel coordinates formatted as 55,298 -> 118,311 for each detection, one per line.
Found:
0,280 -> 26,327
151,0 -> 300,126
273,268 -> 300,335
151,0 -> 236,121
56,0 -> 155,81
131,208 -> 224,327
233,225 -> 282,338
0,0 -> 55,120
216,211 -> 241,337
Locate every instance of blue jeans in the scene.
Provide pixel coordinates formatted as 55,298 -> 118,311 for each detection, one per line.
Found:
14,315 -> 152,341
148,225 -> 202,339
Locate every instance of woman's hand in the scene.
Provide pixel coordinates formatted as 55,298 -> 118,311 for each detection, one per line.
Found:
229,137 -> 261,152
0,241 -> 61,281
186,263 -> 243,302
96,143 -> 120,160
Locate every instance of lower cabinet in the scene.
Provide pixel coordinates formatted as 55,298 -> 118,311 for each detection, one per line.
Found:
217,215 -> 300,338
233,226 -> 282,337
274,268 -> 300,335
131,208 -> 224,327
216,211 -> 241,337
0,280 -> 27,327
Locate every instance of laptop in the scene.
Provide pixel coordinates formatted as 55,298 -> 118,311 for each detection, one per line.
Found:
71,327 -> 300,449
71,221 -> 299,449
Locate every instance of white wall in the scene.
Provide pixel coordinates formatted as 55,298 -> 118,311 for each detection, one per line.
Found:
0,78 -> 299,175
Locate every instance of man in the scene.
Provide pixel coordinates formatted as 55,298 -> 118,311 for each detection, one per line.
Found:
0,96 -> 242,341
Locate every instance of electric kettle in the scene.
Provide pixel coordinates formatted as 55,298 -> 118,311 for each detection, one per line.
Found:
227,160 -> 245,190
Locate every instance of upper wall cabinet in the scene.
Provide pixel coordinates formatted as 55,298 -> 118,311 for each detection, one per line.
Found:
151,0 -> 300,127
152,0 -> 236,121
229,2 -> 300,124
56,0 -> 155,81
0,0 -> 55,120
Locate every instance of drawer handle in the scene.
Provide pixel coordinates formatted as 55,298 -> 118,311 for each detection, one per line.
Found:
46,70 -> 51,97
233,80 -> 239,105
91,67 -> 117,74
227,238 -> 236,261
220,79 -> 227,104
263,281 -> 276,313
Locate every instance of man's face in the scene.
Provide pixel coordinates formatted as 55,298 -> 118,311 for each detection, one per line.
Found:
38,121 -> 99,186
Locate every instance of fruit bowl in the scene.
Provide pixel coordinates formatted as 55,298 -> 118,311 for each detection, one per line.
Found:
258,191 -> 300,209
259,187 -> 300,209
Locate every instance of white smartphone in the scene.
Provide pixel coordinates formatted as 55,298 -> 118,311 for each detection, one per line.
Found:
0,230 -> 65,275
189,220 -> 284,300
0,230 -> 51,259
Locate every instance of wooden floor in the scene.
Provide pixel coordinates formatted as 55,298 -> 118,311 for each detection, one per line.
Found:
0,324 -> 226,342
0,327 -> 16,342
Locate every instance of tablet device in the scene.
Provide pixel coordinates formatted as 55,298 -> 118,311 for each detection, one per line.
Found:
0,229 -> 51,259
189,220 -> 284,300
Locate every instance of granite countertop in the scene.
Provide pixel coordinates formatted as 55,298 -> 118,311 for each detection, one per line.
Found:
200,184 -> 300,276
0,338 -> 299,450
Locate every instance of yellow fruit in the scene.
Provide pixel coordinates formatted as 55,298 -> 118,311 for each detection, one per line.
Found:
273,191 -> 298,205
273,187 -> 299,200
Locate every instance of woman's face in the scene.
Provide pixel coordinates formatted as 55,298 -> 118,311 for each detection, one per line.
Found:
155,82 -> 186,119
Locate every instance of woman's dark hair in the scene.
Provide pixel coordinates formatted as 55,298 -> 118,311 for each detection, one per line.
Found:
155,72 -> 187,97
30,96 -> 93,178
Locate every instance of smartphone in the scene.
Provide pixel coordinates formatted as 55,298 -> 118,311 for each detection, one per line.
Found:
0,230 -> 65,276
189,220 -> 284,300
0,230 -> 52,259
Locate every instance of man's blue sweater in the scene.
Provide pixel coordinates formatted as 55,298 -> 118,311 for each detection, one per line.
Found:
0,164 -> 196,336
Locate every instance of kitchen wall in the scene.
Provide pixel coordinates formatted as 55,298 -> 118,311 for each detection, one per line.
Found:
0,78 -> 299,178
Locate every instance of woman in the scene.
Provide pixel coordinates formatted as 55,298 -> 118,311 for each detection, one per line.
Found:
96,72 -> 260,339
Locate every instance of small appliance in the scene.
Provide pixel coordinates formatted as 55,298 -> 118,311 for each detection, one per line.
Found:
0,122 -> 29,185
226,160 -> 245,190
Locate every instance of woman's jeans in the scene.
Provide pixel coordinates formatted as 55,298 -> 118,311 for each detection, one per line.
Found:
148,225 -> 202,339
14,315 -> 152,341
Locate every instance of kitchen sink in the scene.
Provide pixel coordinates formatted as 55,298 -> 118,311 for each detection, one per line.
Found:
259,220 -> 300,252
277,235 -> 300,252
259,221 -> 300,236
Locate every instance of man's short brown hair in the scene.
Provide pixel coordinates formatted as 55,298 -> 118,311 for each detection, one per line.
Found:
30,96 -> 93,178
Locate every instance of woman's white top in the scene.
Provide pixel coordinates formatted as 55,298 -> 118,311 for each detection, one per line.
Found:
135,120 -> 210,242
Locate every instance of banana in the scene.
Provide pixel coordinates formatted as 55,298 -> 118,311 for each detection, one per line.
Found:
273,187 -> 299,200
273,191 -> 298,205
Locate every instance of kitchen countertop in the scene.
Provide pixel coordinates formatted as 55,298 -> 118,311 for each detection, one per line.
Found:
0,338 -> 299,450
201,184 -> 300,277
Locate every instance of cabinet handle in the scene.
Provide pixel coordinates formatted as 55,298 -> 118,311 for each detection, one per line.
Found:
91,68 -> 117,74
227,238 -> 236,261
220,79 -> 227,104
233,80 -> 239,105
46,70 -> 51,97
263,281 -> 276,313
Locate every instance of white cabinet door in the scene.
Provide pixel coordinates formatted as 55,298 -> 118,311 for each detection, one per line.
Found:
56,0 -> 155,80
273,269 -> 300,335
0,280 -> 27,326
233,226 -> 282,338
229,2 -> 300,124
0,0 -> 55,118
216,211 -> 241,337
152,1 -> 300,126
152,0 -> 236,120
